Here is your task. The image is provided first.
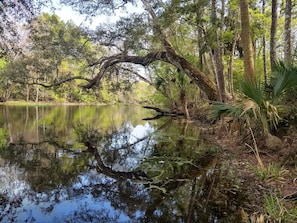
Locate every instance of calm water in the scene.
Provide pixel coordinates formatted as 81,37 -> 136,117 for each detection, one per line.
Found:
0,105 -> 247,223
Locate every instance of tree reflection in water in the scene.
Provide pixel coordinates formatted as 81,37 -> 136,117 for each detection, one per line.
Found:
0,105 -> 248,222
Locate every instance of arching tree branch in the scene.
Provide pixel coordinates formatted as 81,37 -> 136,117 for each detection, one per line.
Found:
83,51 -> 218,101
81,0 -> 218,101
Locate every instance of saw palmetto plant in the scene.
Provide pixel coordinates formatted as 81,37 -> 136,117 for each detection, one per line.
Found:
211,61 -> 297,134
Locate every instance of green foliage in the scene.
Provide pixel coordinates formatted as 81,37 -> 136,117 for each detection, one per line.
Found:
264,193 -> 297,222
130,82 -> 155,104
212,61 -> 297,133
0,59 -> 7,69
211,101 -> 242,120
253,163 -> 288,181
230,59 -> 245,91
212,84 -> 266,125
241,81 -> 264,106
271,61 -> 297,99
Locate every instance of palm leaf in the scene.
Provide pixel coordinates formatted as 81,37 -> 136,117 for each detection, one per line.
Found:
272,61 -> 297,98
240,99 -> 260,119
241,80 -> 264,106
210,101 -> 242,120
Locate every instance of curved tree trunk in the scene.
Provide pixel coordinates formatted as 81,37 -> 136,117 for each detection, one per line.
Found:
141,0 -> 218,101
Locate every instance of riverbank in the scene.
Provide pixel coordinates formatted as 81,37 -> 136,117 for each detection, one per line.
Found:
215,129 -> 297,222
0,100 -> 108,106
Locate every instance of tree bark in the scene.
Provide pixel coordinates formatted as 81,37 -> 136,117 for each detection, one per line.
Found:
35,85 -> 39,103
239,0 -> 256,84
270,0 -> 278,70
262,0 -> 267,86
211,0 -> 226,102
180,89 -> 190,119
228,32 -> 239,99
284,0 -> 292,63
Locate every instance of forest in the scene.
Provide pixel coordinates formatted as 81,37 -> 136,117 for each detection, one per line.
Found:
1,0 -> 297,221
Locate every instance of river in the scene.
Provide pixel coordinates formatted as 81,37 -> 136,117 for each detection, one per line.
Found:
0,105 -> 247,222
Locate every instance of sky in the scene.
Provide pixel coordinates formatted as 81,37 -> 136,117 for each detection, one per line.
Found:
42,0 -> 144,29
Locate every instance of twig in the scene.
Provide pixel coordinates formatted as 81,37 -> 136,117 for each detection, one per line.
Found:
245,127 -> 265,169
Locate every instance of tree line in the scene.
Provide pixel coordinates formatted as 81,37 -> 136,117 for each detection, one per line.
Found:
0,0 -> 296,112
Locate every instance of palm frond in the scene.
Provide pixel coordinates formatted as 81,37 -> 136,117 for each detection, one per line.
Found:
263,101 -> 282,129
240,99 -> 260,119
210,101 -> 242,120
241,80 -> 264,106
272,61 -> 297,98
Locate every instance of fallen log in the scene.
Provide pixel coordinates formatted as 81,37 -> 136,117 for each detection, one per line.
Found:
143,106 -> 184,120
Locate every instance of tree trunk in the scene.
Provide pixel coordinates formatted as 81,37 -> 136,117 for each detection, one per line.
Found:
270,0 -> 278,70
141,0 -> 218,101
284,0 -> 292,63
210,0 -> 226,102
35,85 -> 39,103
0,84 -> 14,102
180,89 -> 190,119
228,32 -> 239,99
239,0 -> 256,84
197,28 -> 204,70
262,0 -> 267,86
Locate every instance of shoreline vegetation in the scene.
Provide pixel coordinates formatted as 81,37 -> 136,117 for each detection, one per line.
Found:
0,100 -> 114,106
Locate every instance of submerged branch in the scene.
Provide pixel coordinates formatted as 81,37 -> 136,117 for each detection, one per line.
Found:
94,151 -> 150,181
143,105 -> 184,118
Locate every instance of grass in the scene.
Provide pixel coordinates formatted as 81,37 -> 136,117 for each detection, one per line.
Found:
264,193 -> 297,223
0,100 -> 54,106
253,162 -> 288,182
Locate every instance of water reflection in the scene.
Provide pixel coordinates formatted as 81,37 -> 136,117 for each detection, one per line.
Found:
0,105 -> 247,222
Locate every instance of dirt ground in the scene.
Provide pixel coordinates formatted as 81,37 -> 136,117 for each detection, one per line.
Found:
216,127 -> 297,222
